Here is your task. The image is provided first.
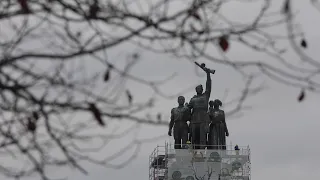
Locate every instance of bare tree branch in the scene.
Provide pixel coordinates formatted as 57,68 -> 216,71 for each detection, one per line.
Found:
0,0 -> 318,179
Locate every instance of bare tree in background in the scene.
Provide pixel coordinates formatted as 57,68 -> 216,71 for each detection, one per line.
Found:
0,0 -> 318,179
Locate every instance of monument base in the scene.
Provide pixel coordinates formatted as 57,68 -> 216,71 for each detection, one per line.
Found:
149,142 -> 251,180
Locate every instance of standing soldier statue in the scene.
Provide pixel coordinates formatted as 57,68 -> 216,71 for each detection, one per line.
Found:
168,96 -> 191,149
188,62 -> 214,149
208,99 -> 229,149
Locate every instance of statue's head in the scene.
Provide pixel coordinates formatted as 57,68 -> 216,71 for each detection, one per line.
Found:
177,96 -> 185,105
213,99 -> 222,108
209,100 -> 214,107
195,85 -> 203,94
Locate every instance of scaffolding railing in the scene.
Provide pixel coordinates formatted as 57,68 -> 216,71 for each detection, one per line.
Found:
149,144 -> 168,180
166,144 -> 250,156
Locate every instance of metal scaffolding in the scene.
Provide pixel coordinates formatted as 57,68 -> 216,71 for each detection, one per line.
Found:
149,142 -> 251,180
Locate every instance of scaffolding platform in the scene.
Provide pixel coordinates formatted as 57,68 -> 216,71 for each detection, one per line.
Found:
149,143 -> 251,180
150,155 -> 166,168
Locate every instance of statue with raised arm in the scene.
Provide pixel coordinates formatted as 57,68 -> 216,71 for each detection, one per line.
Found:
208,99 -> 229,150
168,96 -> 191,149
188,62 -> 214,149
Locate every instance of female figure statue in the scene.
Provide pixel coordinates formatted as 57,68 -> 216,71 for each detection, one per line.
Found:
208,99 -> 229,149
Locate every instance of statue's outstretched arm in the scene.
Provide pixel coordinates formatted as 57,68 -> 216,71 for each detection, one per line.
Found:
169,108 -> 174,131
205,71 -> 212,98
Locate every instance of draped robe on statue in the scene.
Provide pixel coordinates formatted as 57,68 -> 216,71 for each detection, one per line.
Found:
208,108 -> 228,149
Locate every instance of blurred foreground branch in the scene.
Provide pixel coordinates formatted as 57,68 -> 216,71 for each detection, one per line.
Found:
0,0 -> 318,179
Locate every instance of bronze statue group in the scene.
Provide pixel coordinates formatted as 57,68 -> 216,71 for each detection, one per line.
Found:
168,63 -> 229,150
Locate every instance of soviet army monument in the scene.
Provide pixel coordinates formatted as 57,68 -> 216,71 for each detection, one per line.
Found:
149,62 -> 251,180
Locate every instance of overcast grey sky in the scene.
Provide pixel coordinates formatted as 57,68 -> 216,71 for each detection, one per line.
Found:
54,1 -> 320,180
1,0 -> 320,180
